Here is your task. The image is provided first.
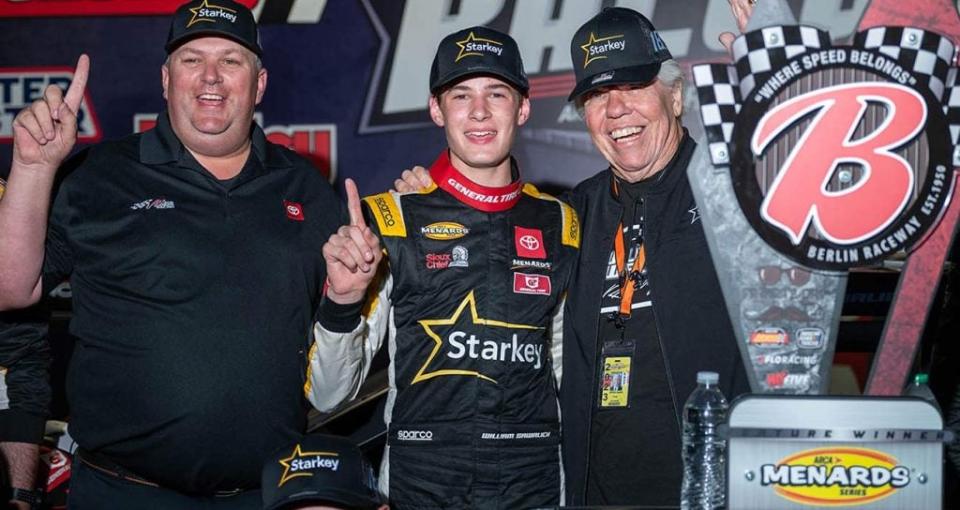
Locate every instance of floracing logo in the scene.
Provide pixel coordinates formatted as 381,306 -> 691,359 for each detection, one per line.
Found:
133,113 -> 336,182
761,447 -> 910,506
694,25 -> 956,270
0,67 -> 101,143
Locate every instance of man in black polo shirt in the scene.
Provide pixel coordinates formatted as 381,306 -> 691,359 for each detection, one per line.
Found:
0,1 -> 349,507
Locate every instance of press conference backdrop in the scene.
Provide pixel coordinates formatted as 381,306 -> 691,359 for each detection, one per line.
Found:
4,0 -> 937,195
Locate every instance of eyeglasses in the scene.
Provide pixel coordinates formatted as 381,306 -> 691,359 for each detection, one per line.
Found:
759,266 -> 811,286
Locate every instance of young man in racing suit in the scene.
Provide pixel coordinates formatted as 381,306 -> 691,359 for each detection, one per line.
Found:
307,26 -> 580,509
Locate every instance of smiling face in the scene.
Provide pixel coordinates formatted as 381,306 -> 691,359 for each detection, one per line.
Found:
162,36 -> 267,158
429,76 -> 530,185
581,79 -> 683,182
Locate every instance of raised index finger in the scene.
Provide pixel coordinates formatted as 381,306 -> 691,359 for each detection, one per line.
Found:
345,178 -> 366,228
64,54 -> 90,114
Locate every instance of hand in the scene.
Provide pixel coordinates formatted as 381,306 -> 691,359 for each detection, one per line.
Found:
719,0 -> 755,55
322,178 -> 383,304
12,54 -> 90,173
393,165 -> 433,193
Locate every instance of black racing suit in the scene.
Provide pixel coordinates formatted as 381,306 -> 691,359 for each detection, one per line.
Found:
314,150 -> 580,509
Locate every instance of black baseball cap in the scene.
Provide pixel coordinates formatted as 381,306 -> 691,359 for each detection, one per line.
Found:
262,434 -> 383,510
166,0 -> 263,56
568,7 -> 672,101
430,26 -> 529,95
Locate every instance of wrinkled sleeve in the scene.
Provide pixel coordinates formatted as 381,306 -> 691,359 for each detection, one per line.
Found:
305,267 -> 392,412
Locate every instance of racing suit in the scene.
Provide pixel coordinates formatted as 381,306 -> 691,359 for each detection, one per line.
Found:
310,150 -> 580,509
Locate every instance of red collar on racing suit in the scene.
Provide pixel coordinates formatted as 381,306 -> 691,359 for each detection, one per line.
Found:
429,150 -> 522,212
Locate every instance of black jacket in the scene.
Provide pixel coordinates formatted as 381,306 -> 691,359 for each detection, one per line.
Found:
560,135 -> 750,504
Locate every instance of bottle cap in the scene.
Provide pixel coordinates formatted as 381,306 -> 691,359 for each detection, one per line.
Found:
914,373 -> 929,385
697,371 -> 719,384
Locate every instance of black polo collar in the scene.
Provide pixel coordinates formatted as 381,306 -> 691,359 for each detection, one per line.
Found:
139,111 -> 287,169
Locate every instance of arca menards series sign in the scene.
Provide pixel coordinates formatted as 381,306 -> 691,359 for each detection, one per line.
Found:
696,25 -> 957,271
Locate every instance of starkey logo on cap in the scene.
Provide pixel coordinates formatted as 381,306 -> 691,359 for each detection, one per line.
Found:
455,31 -> 503,62
187,0 -> 238,28
580,32 -> 626,68
276,444 -> 340,487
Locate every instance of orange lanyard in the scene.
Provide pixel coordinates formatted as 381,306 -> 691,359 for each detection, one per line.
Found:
613,222 -> 645,318
610,177 -> 647,319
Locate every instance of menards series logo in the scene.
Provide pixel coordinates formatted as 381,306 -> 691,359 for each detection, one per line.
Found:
761,447 -> 910,506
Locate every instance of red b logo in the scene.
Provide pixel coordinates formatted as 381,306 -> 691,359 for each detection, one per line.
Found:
753,83 -> 925,245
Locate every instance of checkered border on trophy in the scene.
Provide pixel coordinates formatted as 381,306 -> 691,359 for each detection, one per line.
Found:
948,66 -> 960,164
732,25 -> 832,100
855,26 -> 955,101
693,64 -> 740,166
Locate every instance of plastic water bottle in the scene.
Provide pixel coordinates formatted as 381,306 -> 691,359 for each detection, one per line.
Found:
903,372 -> 941,413
680,371 -> 729,510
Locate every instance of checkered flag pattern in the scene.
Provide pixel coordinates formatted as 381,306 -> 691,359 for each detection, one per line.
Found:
732,25 -> 832,99
693,64 -> 740,166
855,26 -> 955,102
947,66 -> 960,165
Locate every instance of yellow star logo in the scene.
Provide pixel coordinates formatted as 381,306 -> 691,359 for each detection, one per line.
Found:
581,32 -> 625,68
187,0 -> 236,28
276,444 -> 339,487
455,31 -> 503,62
414,290 -> 542,385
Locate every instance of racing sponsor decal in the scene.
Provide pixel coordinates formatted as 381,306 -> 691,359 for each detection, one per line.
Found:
0,0 -> 258,18
283,200 -> 304,221
579,32 -> 626,68
395,429 -> 433,441
513,272 -> 551,296
761,447 -> 910,506
133,113 -> 337,181
421,222 -> 469,241
184,0 -> 240,27
514,226 -> 546,259
414,290 -> 544,385
276,444 -> 340,487
455,31 -> 503,61
511,258 -> 552,271
1,67 -> 101,143
130,198 -> 175,210
425,246 -> 467,269
755,352 -> 819,366
749,327 -> 789,346
425,253 -> 451,270
796,327 -> 826,349
765,371 -> 812,391
721,33 -> 953,270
